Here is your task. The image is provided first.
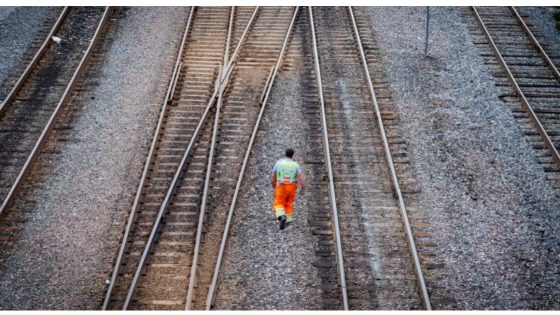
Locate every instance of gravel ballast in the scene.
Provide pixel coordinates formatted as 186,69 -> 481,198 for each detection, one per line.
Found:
0,6 -> 558,310
518,7 -> 560,62
0,7 -> 59,100
212,74 -> 323,309
0,7 -> 16,20
361,6 -> 560,310
0,7 -> 188,310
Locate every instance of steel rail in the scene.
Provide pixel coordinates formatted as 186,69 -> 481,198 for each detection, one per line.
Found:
0,7 -> 69,114
221,7 -> 259,82
185,6 -> 261,310
309,6 -> 349,311
349,6 -> 432,310
168,62 -> 183,104
224,6 -> 235,65
122,7 -> 259,310
121,65 -> 221,310
204,7 -> 299,310
258,65 -> 275,105
184,72 -> 225,311
0,7 -> 112,217
509,7 -> 560,83
100,7 -> 195,310
472,7 -> 560,167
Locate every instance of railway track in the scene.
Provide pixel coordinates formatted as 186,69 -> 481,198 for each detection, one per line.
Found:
0,8 -> 62,101
102,6 -> 229,310
206,6 -> 440,311
279,7 -> 345,309
177,8 -> 444,309
0,7 -> 111,259
308,6 -> 431,310
103,6 -> 299,310
188,7 -> 296,310
469,6 -> 560,187
0,5 -> 555,310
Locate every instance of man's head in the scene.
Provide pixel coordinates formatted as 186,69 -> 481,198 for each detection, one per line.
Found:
285,148 -> 294,159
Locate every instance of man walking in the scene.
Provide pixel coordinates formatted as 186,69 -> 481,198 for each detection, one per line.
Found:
271,148 -> 304,230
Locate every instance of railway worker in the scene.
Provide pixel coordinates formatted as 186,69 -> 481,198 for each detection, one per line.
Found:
271,148 -> 304,230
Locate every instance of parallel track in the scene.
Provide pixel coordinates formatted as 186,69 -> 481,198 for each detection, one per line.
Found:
189,7 -> 295,310
3,5 -> 556,310
187,6 -> 439,310
470,6 -> 560,186
283,7 -> 344,309
102,6 -> 229,309
309,6 -> 431,310
0,7 -> 109,213
103,6 -> 299,310
0,6 -> 445,310
0,7 -> 111,259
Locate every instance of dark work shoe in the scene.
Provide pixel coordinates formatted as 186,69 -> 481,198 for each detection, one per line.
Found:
279,215 -> 287,230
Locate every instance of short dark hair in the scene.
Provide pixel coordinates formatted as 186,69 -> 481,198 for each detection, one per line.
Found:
285,148 -> 294,158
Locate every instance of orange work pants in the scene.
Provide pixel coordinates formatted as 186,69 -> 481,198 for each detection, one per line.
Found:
272,183 -> 298,218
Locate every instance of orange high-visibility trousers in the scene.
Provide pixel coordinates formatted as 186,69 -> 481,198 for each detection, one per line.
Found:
272,183 -> 298,218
